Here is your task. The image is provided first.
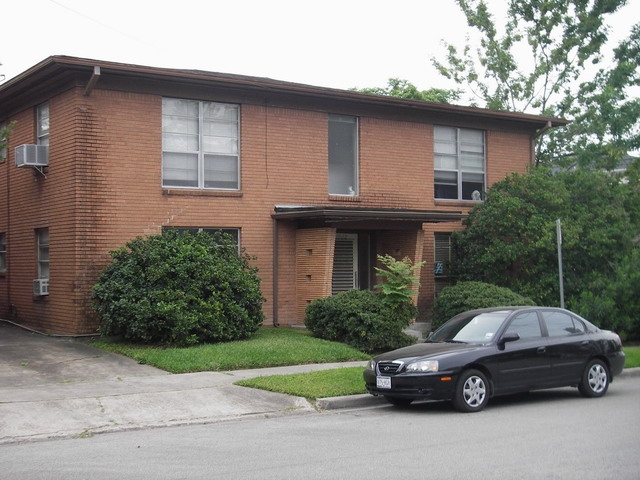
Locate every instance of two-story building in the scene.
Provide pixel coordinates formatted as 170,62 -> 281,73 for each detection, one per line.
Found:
0,56 -> 567,335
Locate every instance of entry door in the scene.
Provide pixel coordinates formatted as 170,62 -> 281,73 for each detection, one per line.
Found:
332,234 -> 358,295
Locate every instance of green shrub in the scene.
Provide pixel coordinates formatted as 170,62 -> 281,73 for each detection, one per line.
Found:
431,281 -> 536,330
304,289 -> 415,353
571,248 -> 640,341
92,230 -> 265,346
375,254 -> 425,308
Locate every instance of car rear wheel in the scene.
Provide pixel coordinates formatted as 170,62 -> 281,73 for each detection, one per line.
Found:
578,359 -> 610,398
452,369 -> 489,413
384,396 -> 413,407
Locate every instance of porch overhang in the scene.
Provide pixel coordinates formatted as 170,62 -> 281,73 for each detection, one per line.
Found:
272,205 -> 464,228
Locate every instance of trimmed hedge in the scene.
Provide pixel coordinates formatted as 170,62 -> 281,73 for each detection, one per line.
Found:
304,289 -> 415,353
92,230 -> 265,346
431,281 -> 535,330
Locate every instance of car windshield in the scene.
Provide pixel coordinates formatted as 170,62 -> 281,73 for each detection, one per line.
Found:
428,311 -> 511,344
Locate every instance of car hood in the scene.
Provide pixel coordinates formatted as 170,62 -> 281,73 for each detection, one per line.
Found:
374,342 -> 484,362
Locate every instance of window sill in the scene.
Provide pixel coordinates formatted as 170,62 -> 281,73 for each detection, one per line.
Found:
162,189 -> 243,198
329,194 -> 360,203
434,199 -> 482,208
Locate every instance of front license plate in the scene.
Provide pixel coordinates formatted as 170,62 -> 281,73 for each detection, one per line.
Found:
376,376 -> 391,389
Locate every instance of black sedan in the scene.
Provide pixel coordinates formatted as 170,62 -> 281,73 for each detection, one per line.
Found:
363,306 -> 626,412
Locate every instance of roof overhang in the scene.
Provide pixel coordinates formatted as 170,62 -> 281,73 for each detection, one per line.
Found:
272,205 -> 464,228
0,56 -> 570,133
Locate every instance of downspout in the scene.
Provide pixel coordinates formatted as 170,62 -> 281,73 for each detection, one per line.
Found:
5,137 -> 10,319
272,216 -> 279,326
532,121 -> 553,167
84,66 -> 101,96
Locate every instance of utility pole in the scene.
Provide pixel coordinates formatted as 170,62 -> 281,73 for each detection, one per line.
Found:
556,219 -> 565,308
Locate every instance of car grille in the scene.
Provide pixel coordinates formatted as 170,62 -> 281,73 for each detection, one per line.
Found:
377,361 -> 403,375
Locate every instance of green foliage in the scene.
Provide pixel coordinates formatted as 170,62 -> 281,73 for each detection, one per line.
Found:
375,254 -> 425,308
351,78 -> 462,103
304,289 -> 415,354
92,230 -> 265,346
431,0 -> 637,167
571,248 -> 640,340
431,281 -> 536,330
451,168 -> 638,307
0,121 -> 16,160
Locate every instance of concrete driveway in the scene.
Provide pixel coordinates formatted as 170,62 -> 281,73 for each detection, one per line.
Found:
0,321 -> 167,387
0,321 -> 373,444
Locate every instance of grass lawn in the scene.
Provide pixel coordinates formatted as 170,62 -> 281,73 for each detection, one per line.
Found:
623,345 -> 640,368
92,331 -> 640,400
236,367 -> 367,398
91,327 -> 369,374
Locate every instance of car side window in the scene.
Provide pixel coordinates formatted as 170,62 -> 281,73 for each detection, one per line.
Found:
543,311 -> 585,336
504,312 -> 542,340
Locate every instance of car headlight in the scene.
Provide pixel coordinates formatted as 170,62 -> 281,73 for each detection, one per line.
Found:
405,360 -> 439,373
367,359 -> 376,370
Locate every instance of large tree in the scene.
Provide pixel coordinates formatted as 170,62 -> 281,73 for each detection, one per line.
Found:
351,78 -> 462,103
432,0 -> 639,167
450,167 -> 640,337
0,121 -> 15,160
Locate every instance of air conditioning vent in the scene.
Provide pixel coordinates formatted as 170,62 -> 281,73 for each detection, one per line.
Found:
33,278 -> 49,296
15,144 -> 49,167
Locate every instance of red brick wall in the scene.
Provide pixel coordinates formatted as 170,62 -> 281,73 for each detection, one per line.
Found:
294,228 -> 336,322
1,85 -> 535,334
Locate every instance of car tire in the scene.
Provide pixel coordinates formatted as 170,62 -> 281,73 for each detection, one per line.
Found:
452,369 -> 489,413
578,359 -> 610,398
384,396 -> 413,407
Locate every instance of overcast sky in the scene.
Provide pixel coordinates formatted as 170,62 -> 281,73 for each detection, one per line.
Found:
1,0 -> 637,95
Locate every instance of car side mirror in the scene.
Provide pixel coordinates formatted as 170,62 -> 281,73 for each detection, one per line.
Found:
498,332 -> 520,347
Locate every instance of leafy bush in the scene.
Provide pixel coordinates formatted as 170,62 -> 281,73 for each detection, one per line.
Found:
431,281 -> 536,330
92,230 -> 265,346
571,248 -> 640,341
451,168 -> 640,308
375,254 -> 425,308
304,289 -> 415,354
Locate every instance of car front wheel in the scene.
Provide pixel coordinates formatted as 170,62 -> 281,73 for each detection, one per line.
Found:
452,369 -> 489,413
578,359 -> 610,398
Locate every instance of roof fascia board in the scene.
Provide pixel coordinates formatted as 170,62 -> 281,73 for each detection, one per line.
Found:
1,56 -> 569,130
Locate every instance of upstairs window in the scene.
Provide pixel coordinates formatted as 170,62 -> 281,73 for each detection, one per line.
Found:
37,103 -> 50,147
36,228 -> 49,279
328,114 -> 358,196
434,126 -> 485,200
162,98 -> 239,190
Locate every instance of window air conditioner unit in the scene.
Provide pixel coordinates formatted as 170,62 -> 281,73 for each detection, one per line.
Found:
15,144 -> 49,167
33,278 -> 49,296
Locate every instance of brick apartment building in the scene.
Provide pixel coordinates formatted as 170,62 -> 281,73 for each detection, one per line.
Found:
0,56 -> 566,335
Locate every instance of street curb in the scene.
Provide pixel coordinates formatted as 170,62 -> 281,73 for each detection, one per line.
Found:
316,367 -> 640,410
618,367 -> 640,378
316,393 -> 384,410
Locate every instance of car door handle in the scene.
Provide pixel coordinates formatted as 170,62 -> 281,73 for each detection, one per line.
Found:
537,347 -> 546,354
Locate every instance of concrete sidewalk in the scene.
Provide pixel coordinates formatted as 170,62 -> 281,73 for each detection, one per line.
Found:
2,321 -> 637,445
0,322 -> 381,445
